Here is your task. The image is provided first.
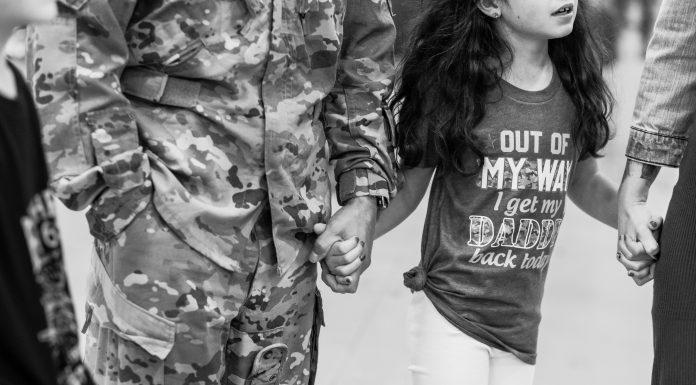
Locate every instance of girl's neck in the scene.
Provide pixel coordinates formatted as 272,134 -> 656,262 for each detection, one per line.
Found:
498,25 -> 554,92
0,25 -> 18,100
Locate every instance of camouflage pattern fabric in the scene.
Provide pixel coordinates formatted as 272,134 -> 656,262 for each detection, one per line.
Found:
26,0 -> 397,275
26,0 -> 396,383
83,203 -> 321,384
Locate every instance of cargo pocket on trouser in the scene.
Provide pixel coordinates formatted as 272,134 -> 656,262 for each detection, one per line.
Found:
81,252 -> 176,384
249,343 -> 289,385
309,288 -> 325,385
223,327 -> 288,385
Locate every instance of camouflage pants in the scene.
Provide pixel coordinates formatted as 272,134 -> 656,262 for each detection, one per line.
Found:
81,203 -> 322,385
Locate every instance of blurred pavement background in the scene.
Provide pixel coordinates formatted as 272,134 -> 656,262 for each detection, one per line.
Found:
55,2 -> 676,384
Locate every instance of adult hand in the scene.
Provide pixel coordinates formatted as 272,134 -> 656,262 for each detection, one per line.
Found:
616,207 -> 661,285
309,196 -> 377,294
617,160 -> 662,286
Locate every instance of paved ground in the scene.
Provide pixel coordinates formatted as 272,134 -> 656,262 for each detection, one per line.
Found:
57,11 -> 677,385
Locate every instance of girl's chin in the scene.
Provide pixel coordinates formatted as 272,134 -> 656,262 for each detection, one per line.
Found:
544,25 -> 575,40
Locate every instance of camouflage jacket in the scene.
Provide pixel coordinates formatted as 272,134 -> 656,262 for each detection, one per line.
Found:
27,0 -> 397,274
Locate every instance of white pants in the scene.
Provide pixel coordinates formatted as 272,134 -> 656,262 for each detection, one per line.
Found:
408,292 -> 536,385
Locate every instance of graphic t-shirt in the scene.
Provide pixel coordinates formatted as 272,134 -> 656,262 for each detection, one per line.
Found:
414,70 -> 577,364
0,63 -> 92,385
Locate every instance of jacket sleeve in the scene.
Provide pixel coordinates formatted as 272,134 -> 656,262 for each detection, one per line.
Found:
627,0 -> 696,167
322,0 -> 398,207
26,0 -> 149,210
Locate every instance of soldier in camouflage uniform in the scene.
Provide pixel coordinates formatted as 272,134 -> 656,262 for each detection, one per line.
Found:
26,0 -> 397,383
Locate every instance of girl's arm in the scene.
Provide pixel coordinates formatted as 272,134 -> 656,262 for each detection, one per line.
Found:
568,157 -> 618,229
375,166 -> 436,238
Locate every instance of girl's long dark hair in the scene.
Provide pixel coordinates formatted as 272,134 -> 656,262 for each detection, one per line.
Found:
392,0 -> 613,172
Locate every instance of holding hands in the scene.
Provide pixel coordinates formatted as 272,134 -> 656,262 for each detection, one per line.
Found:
617,160 -> 663,286
309,196 -> 377,294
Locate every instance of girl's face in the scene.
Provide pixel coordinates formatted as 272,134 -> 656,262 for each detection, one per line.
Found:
0,0 -> 57,26
498,0 -> 578,40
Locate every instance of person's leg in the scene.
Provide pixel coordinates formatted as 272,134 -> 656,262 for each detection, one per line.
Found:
651,318 -> 696,384
488,348 -> 535,385
651,134 -> 696,385
222,212 -> 321,385
408,291 -> 491,385
83,202 -> 257,384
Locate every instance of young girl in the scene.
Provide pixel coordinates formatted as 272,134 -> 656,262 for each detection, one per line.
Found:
318,0 -> 659,383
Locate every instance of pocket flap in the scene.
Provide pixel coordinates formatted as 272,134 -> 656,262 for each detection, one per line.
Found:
88,255 -> 176,360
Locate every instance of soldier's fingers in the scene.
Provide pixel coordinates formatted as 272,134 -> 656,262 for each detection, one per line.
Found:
332,237 -> 360,255
326,242 -> 364,269
313,223 -> 327,235
309,233 -> 340,263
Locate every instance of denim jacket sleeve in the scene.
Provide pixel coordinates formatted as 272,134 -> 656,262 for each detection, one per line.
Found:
323,0 -> 398,207
627,0 -> 696,167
